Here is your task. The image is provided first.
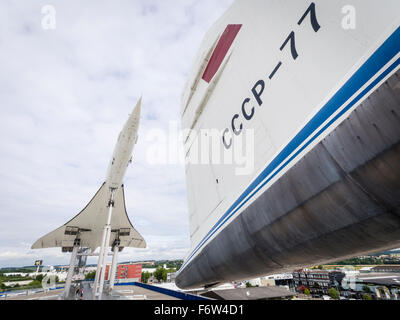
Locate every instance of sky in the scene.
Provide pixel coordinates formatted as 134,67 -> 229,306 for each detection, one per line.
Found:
0,0 -> 235,267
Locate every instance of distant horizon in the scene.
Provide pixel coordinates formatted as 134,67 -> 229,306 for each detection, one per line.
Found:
1,248 -> 399,270
0,257 -> 185,268
0,258 -> 184,270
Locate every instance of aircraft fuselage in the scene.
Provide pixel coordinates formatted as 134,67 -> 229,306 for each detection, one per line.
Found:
106,100 -> 141,190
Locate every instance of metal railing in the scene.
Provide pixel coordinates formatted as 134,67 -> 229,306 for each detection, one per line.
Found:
0,285 -> 64,300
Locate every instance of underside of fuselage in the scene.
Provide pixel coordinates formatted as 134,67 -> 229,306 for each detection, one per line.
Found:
176,70 -> 400,289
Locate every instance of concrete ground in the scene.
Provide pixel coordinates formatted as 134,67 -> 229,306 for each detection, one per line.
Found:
2,284 -> 179,300
112,285 -> 179,300
4,289 -> 64,300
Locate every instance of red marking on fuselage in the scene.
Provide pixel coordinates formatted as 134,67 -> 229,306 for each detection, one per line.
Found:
202,24 -> 242,83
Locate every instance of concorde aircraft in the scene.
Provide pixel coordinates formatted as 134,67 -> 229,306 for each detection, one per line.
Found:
32,99 -> 146,299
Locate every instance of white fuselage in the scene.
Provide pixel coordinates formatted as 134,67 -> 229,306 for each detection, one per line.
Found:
178,0 -> 400,286
106,100 -> 141,190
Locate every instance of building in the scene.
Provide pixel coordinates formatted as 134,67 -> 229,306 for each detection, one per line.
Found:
359,267 -> 373,273
248,277 -> 275,287
292,269 -> 345,295
105,263 -> 142,282
265,273 -> 294,289
349,273 -> 400,300
371,265 -> 400,273
167,272 -> 177,283
201,287 -> 296,300
142,267 -> 156,274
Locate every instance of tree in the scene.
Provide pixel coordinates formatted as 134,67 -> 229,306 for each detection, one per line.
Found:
141,271 -> 151,284
329,288 -> 339,300
362,294 -> 372,300
35,274 -> 44,283
29,280 -> 41,287
154,267 -> 167,282
363,285 -> 372,293
175,261 -> 183,271
85,271 -> 96,280
318,265 -> 323,270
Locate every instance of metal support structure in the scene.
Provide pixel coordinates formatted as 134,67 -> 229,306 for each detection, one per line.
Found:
98,222 -> 112,298
93,223 -> 108,295
108,242 -> 120,292
63,243 -> 79,298
77,248 -> 90,280
93,190 -> 115,299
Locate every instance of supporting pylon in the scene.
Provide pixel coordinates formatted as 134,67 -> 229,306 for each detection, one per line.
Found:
93,190 -> 115,299
63,239 -> 80,299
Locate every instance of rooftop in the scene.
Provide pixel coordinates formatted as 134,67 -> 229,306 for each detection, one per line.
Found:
201,286 -> 295,300
356,273 -> 400,287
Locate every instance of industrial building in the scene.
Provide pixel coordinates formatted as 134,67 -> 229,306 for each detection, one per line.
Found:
292,269 -> 345,295
105,263 -> 142,282
201,287 -> 295,300
370,265 -> 400,273
339,273 -> 400,300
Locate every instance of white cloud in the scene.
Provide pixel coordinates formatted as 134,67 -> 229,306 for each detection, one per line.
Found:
0,0 -> 234,267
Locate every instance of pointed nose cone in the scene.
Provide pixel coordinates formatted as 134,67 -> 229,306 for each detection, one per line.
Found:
126,97 -> 142,132
132,97 -> 142,119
